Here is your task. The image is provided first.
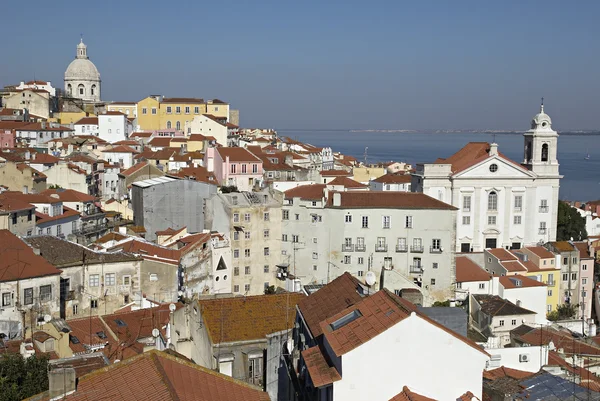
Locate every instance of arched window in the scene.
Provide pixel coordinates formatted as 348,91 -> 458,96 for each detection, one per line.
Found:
78,84 -> 85,96
541,143 -> 549,162
91,84 -> 96,96
488,191 -> 497,211
176,121 -> 181,130
166,121 -> 172,129
67,84 -> 72,96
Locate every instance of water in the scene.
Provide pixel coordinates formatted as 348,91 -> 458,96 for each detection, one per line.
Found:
279,130 -> 600,202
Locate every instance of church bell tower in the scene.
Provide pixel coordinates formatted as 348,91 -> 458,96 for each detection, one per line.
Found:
523,100 -> 560,177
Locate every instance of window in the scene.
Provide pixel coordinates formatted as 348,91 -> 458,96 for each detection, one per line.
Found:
90,299 -> 98,308
571,273 -> 577,280
166,121 -> 172,129
176,121 -> 181,130
2,292 -> 11,306
514,215 -> 522,225
252,164 -> 258,173
292,235 -> 299,243
313,265 -> 318,271
40,285 -> 52,302
152,108 -> 157,115
345,215 -> 352,223
72,304 -> 79,315
361,216 -> 369,228
242,164 -> 247,174
264,247 -> 270,256
149,274 -> 158,281
194,106 -> 199,114
166,106 -> 172,114
234,267 -> 239,276
344,255 -> 351,264
281,234 -> 288,242
185,106 -> 190,114
432,262 -> 438,269
263,229 -> 270,239
89,274 -> 99,287
27,230 -> 32,236
562,273 -> 568,281
405,216 -> 413,228
233,249 -> 240,258
245,284 -> 250,292
43,207 -> 49,215
488,191 -> 498,211
105,273 -> 116,286
456,282 -> 462,289
233,213 -> 239,222
358,257 -> 364,264
573,257 -> 577,264
122,275 -> 131,286
563,257 -> 568,265
583,291 -> 588,298
488,216 -> 496,225
479,283 -> 485,289
57,224 -> 62,236
431,239 -> 441,251
230,164 -> 237,174
282,210 -> 289,220
583,278 -> 588,285
24,288 -> 33,305
499,320 -> 505,327
11,213 -> 17,225
583,264 -> 587,271
511,319 -> 517,326
245,266 -> 251,275
244,213 -> 251,222
462,216 -> 471,225
295,214 -> 299,221
548,290 -> 553,296
313,237 -> 318,244
234,285 -> 240,292
539,222 -> 547,234
311,201 -> 317,207
176,106 -> 181,114
514,195 -> 523,211
263,212 -> 270,221
463,196 -> 471,212
233,231 -> 239,241
27,210 -> 32,221
244,231 -> 251,240
312,252 -> 318,260
541,143 -> 549,161
264,265 -> 269,273
243,249 -> 250,258
430,279 -> 436,285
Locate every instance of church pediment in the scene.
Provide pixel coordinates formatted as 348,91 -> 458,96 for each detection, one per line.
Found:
453,156 -> 536,179
482,228 -> 500,235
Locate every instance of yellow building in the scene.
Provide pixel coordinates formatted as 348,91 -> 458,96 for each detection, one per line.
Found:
106,101 -> 137,118
136,96 -> 161,131
160,97 -> 206,131
54,111 -> 93,125
520,246 -> 561,314
206,99 -> 230,121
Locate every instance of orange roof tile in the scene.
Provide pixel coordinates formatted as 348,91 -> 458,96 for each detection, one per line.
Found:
0,230 -> 62,282
320,169 -> 352,177
301,345 -> 341,388
372,172 -> 412,184
523,246 -> 555,259
168,165 -> 216,184
483,366 -> 536,381
389,386 -> 437,401
284,184 -> 326,201
104,145 -> 139,154
327,176 -> 368,188
434,142 -> 528,176
216,147 -> 261,162
40,189 -> 95,203
74,117 -> 99,125
327,191 -> 458,210
119,161 -> 150,176
500,260 -> 528,272
499,275 -> 546,289
487,248 -> 518,261
456,256 -> 491,282
162,97 -> 205,104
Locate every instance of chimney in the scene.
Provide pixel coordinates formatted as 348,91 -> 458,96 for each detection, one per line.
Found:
489,143 -> 498,156
48,368 -> 76,399
332,192 -> 341,207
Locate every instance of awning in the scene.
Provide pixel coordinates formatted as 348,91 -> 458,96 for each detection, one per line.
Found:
233,226 -> 244,232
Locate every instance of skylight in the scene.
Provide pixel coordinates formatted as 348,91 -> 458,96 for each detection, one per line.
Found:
330,309 -> 362,331
114,319 -> 127,327
70,335 -> 80,344
96,331 -> 107,339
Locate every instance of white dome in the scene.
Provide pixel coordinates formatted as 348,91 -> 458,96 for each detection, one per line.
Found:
65,58 -> 100,81
531,104 -> 552,129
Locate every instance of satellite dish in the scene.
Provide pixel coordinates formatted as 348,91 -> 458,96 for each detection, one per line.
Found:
152,328 -> 160,338
169,303 -> 176,312
43,314 -> 52,323
365,271 -> 376,286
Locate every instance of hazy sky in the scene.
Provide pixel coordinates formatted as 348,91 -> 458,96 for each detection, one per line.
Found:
1,1 -> 598,130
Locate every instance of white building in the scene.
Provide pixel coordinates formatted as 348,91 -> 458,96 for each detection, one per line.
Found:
98,111 -> 127,143
413,104 -> 561,252
455,255 -> 493,301
73,116 -> 99,136
102,145 -> 137,169
64,39 -> 101,102
369,172 -> 412,192
184,114 -> 228,147
16,80 -> 56,97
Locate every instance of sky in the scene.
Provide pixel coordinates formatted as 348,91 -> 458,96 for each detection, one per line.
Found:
1,1 -> 598,130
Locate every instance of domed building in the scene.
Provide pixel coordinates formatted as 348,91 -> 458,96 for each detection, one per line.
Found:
64,39 -> 101,102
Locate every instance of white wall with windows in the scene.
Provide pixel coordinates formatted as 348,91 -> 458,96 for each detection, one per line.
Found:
98,113 -> 127,143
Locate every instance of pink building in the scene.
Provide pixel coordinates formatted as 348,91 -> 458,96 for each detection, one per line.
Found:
205,147 -> 263,191
575,241 -> 595,320
0,129 -> 15,148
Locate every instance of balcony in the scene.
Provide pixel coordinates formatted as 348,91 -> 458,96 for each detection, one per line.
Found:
430,246 -> 442,254
375,244 -> 388,252
411,245 -> 424,253
396,244 -> 408,253
342,244 -> 354,252
355,244 -> 366,252
410,265 -> 423,274
545,281 -> 556,287
539,206 -> 549,213
539,228 -> 547,235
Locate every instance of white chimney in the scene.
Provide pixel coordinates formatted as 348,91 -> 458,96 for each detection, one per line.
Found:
489,143 -> 498,156
332,192 -> 341,207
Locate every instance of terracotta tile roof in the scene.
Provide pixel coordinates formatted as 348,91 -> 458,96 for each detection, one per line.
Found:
95,231 -> 127,244
284,184 -> 326,200
327,191 -> 458,210
103,304 -> 180,347
112,140 -> 140,146
297,272 -> 365,337
0,230 -> 62,282
388,386 -> 437,401
25,236 -> 140,268
434,142 -> 528,176
16,122 -> 73,132
100,111 -> 127,116
16,163 -> 47,180
103,145 -> 139,154
320,169 -> 351,177
456,256 -> 491,282
499,260 -> 528,272
546,351 -> 600,391
3,191 -> 60,204
30,153 -> 60,164
168,165 -> 216,184
162,97 -> 205,104
301,345 -> 341,388
40,189 -> 95,203
209,98 -> 228,104
487,248 -> 518,261
523,246 -> 555,259
483,366 -> 536,381
130,131 -> 152,138
67,316 -> 118,355
74,117 -> 99,125
66,163 -> 88,175
25,80 -> 49,85
216,147 -> 262,162
50,353 -> 109,378
60,350 -> 270,401
128,226 -> 147,233
109,238 -> 180,264
515,327 -> 600,356
549,241 -> 575,252
0,193 -> 35,212
372,172 -> 412,184
574,242 -> 592,258
156,227 -> 178,236
188,133 -> 208,141
327,176 -> 368,188
35,206 -> 81,224
148,137 -> 173,147
198,293 -> 305,344
472,295 -> 535,317
499,275 -> 546,289
119,161 -> 150,176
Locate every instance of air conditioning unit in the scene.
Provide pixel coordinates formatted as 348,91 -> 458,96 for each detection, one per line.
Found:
519,354 -> 530,363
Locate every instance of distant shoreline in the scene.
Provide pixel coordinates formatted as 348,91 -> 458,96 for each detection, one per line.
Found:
278,129 -> 600,136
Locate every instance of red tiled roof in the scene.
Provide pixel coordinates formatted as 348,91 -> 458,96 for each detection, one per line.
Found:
0,230 -> 62,282
500,260 -> 528,273
113,140 -> 139,146
119,161 -> 150,176
499,275 -> 546,289
35,206 -> 81,224
110,239 -> 180,264
483,366 -> 536,381
574,242 -> 592,258
0,193 -> 35,212
162,97 -> 205,104
95,231 -> 127,244
456,256 -> 491,282
40,189 -> 95,203
389,386 -> 437,401
547,351 -> 600,391
523,246 -> 555,259
434,142 -> 528,176
188,133 -> 208,141
372,172 -> 412,184
74,117 -> 99,125
104,145 -> 139,154
67,316 -> 118,355
284,184 -> 326,201
61,350 -> 270,401
301,345 -> 341,388
30,153 -> 60,164
516,327 -> 600,356
217,147 -> 261,162
3,191 -> 61,204
297,272 -> 365,337
549,241 -> 576,252
327,176 -> 368,188
487,248 -> 518,261
320,169 -> 351,177
148,137 -> 172,147
327,191 -> 458,210
130,131 -> 152,138
198,293 -> 306,344
168,165 -> 216,184
100,111 -> 127,116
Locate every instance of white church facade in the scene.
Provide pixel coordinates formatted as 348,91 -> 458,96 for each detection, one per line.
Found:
412,104 -> 561,252
64,39 -> 101,102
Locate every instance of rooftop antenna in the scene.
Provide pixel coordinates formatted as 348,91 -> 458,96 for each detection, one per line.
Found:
541,97 -> 544,113
363,147 -> 368,166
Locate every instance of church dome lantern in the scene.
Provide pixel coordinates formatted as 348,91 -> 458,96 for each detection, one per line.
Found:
64,38 -> 101,102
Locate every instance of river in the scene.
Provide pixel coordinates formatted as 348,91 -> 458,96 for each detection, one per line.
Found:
278,130 -> 600,202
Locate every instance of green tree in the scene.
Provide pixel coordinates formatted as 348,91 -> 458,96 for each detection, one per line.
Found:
556,201 -> 587,241
0,353 -> 49,401
264,285 -> 277,295
547,303 -> 579,321
432,300 -> 451,307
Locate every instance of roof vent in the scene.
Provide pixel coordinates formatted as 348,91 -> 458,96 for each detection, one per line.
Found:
330,309 -> 362,331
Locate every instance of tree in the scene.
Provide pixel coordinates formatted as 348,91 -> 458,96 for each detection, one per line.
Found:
432,300 -> 451,307
48,184 -> 62,189
547,303 -> 579,321
264,285 -> 276,295
0,353 -> 49,401
556,201 -> 587,241
220,186 -> 239,194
